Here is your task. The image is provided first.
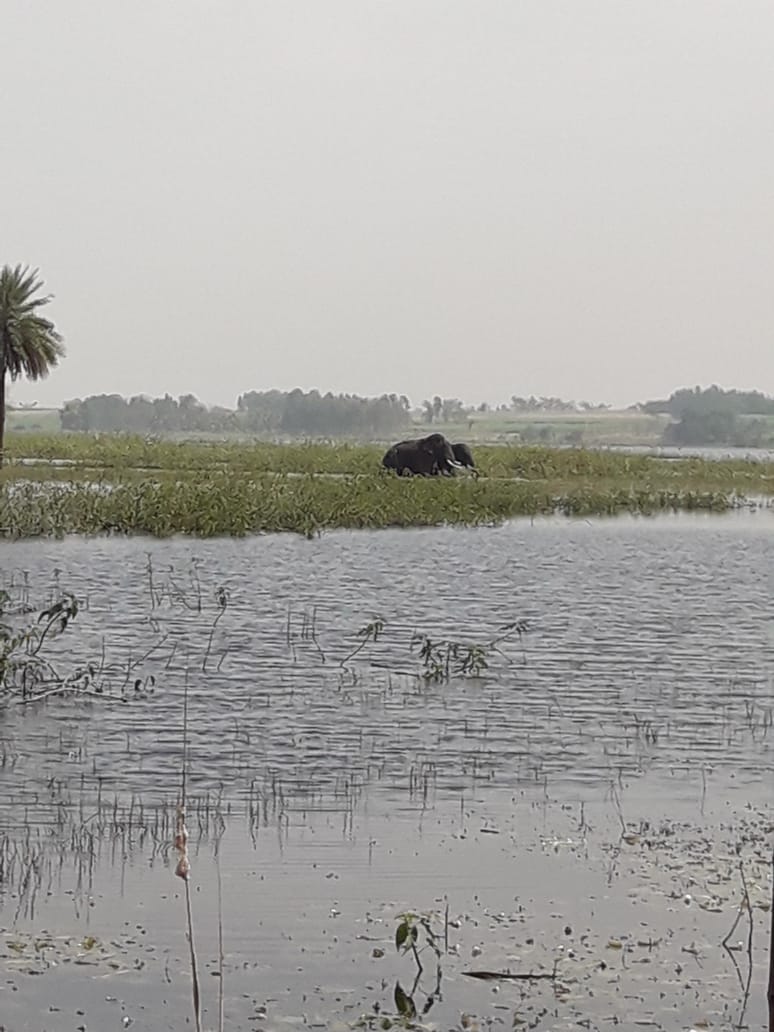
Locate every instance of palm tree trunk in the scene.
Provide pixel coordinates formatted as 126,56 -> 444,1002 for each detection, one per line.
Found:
0,366 -> 5,469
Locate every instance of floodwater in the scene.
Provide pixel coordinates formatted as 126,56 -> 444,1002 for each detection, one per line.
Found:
591,443 -> 774,463
0,512 -> 772,1031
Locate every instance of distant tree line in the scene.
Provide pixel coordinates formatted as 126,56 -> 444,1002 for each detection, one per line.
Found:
640,385 -> 774,418
61,393 -> 237,433
509,395 -> 609,413
56,388 -> 626,438
61,389 -> 412,437
237,389 -> 410,435
638,386 -> 774,447
419,394 -> 609,422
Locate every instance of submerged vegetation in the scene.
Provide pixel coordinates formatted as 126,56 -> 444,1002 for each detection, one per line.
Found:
0,433 -> 772,539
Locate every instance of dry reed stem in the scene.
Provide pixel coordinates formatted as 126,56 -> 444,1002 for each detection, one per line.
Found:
175,673 -> 202,1032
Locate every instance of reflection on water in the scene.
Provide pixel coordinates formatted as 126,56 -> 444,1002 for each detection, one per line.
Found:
0,512 -> 772,1030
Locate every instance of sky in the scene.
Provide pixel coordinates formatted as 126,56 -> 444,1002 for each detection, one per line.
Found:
3,1 -> 773,411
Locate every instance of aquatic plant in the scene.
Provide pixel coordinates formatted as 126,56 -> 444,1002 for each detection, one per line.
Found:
0,473 -> 758,541
0,585 -> 81,701
411,619 -> 529,683
392,911 -> 444,1023
395,912 -> 442,975
202,584 -> 230,673
341,615 -> 386,668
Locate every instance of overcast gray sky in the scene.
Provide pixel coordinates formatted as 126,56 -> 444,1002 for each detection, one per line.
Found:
4,1 -> 773,410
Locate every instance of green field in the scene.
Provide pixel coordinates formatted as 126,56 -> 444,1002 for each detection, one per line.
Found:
0,432 -> 770,539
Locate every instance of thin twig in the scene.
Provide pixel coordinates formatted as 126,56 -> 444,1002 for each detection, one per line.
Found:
15,687 -> 124,706
128,632 -> 170,671
203,588 -> 229,673
463,969 -> 557,981
722,860 -> 751,949
721,860 -> 755,1030
217,858 -> 225,1032
203,606 -> 226,672
767,846 -> 773,1032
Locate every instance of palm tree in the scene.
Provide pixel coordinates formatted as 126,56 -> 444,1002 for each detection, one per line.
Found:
0,264 -> 65,466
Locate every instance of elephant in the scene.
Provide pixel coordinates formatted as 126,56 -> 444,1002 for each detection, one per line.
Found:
432,442 -> 479,477
450,442 -> 479,477
382,432 -> 461,477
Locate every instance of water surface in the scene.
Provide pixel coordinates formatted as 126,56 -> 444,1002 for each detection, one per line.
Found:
0,512 -> 771,1030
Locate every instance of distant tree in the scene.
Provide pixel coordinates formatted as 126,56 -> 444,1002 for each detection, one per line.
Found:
0,264 -> 65,465
150,393 -> 179,431
732,417 -> 768,448
209,405 -> 238,432
642,385 -> 774,418
664,410 -> 737,445
440,397 -> 465,422
421,396 -> 465,423
639,384 -> 774,445
127,394 -> 154,431
61,399 -> 83,431
88,394 -> 127,430
238,389 -> 287,431
178,393 -> 208,432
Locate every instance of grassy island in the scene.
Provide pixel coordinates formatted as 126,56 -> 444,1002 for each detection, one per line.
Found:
0,433 -> 771,539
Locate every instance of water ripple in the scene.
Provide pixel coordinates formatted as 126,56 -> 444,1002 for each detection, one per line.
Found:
0,512 -> 772,827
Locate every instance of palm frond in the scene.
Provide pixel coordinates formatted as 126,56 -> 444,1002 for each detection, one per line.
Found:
0,264 -> 66,381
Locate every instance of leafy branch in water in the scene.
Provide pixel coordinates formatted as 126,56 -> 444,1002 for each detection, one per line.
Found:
32,594 -> 80,655
395,912 -> 442,974
0,578 -> 161,706
340,615 -> 385,668
0,590 -> 82,701
411,618 -> 528,684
